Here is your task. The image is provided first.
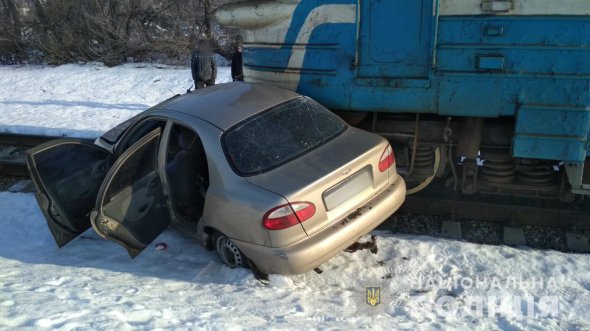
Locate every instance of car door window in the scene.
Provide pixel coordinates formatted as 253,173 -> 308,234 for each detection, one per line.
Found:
92,128 -> 172,257
26,140 -> 114,247
117,119 -> 166,154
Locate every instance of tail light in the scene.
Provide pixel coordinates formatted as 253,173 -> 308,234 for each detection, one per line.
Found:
379,144 -> 395,172
262,202 -> 316,230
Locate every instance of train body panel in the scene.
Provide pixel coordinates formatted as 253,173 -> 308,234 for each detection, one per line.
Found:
216,0 -> 590,195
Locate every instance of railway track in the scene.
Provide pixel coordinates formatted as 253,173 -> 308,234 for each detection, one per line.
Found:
0,133 -> 94,177
0,133 -> 65,177
1,132 -> 589,252
382,182 -> 590,252
401,187 -> 590,230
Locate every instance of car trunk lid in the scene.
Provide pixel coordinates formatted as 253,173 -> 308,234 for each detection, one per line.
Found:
247,127 -> 392,238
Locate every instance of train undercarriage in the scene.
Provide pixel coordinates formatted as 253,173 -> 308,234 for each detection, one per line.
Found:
344,112 -> 590,203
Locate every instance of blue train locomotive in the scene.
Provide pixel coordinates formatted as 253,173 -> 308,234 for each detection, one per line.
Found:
216,0 -> 590,200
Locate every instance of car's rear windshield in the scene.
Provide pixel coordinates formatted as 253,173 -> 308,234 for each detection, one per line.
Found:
223,97 -> 347,176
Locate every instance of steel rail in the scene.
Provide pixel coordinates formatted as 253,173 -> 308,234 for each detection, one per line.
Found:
0,133 -> 93,177
400,193 -> 590,230
0,133 -> 69,147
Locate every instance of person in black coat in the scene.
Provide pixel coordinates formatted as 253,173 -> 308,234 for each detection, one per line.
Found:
191,41 -> 217,89
231,45 -> 243,82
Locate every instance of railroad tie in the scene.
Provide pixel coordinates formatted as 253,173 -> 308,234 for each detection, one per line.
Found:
565,232 -> 590,253
440,220 -> 462,240
503,227 -> 527,247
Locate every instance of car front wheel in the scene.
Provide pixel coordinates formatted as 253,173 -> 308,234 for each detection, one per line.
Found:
215,234 -> 246,268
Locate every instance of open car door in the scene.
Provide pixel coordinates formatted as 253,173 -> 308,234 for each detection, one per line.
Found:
26,139 -> 114,247
90,128 -> 172,258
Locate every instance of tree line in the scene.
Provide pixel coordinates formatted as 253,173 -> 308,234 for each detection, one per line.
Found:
0,0 -> 241,65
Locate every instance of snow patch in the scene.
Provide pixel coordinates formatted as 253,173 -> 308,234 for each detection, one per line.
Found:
0,63 -> 232,138
1,192 -> 590,329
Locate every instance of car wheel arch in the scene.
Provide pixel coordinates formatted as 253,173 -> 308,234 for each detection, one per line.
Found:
203,226 -> 217,250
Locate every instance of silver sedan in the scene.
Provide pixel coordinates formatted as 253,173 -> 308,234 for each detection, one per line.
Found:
26,82 -> 406,276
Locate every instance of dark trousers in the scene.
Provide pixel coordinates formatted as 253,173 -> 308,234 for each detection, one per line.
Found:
195,79 -> 215,89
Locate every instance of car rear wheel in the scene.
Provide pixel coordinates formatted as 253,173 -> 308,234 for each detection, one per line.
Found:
215,234 -> 246,268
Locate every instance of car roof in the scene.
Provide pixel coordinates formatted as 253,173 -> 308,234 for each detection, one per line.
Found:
156,82 -> 300,131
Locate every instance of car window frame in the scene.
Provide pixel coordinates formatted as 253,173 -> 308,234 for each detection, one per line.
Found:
98,94 -> 183,146
220,96 -> 348,177
114,115 -> 169,156
158,119 -> 210,224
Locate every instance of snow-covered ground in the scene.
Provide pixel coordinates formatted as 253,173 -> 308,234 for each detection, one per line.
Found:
0,63 -> 232,138
1,64 -> 590,330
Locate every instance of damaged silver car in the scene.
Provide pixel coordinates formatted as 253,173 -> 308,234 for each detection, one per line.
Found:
26,82 -> 406,276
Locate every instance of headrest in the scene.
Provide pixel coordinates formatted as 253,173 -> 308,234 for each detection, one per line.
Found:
178,130 -> 195,149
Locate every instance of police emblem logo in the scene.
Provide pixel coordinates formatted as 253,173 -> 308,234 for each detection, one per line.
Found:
366,286 -> 381,307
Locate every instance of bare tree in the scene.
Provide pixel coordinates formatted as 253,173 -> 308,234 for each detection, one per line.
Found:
0,0 -> 241,65
0,0 -> 27,63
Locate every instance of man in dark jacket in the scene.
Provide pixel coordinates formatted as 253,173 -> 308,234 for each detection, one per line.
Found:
231,45 -> 243,82
191,41 -> 217,89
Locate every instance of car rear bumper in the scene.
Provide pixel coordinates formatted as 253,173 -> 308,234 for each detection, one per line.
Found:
234,174 -> 406,275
